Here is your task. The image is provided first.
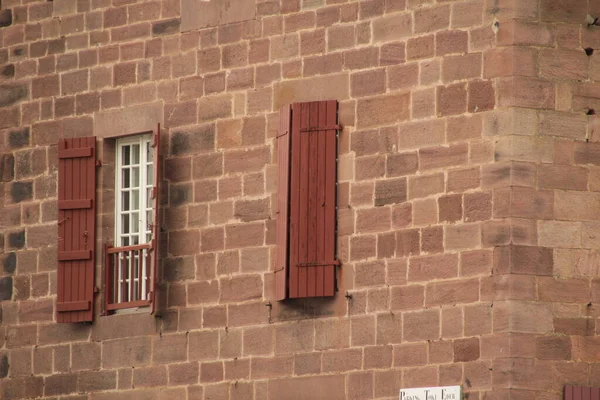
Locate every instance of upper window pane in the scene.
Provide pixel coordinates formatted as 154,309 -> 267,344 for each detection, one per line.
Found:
116,135 -> 153,247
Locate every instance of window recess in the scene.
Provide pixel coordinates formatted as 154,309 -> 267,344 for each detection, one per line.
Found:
55,124 -> 162,322
105,128 -> 161,314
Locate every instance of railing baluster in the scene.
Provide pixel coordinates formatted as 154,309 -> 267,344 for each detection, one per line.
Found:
120,252 -> 127,303
135,249 -> 144,300
129,250 -> 133,302
114,253 -> 119,304
146,248 -> 151,300
106,243 -> 152,311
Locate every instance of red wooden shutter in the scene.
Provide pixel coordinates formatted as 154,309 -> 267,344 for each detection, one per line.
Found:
150,123 -> 161,314
275,105 -> 292,301
57,137 -> 96,323
565,385 -> 600,400
288,100 -> 339,298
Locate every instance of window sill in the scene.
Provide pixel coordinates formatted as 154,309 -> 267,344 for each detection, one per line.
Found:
111,305 -> 150,315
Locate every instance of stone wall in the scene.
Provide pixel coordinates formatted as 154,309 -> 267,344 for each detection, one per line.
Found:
1,0 -> 599,399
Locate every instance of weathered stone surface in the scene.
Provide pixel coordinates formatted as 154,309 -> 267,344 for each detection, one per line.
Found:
0,354 -> 8,378
0,85 -> 28,108
1,154 -> 15,182
0,10 -> 12,28
170,123 -> 215,156
8,128 -> 30,149
8,231 -> 25,249
152,18 -> 180,36
94,102 -> 163,138
10,181 -> 33,203
181,0 -> 256,31
0,277 -> 12,301
1,65 -> 15,78
3,252 -> 16,274
274,73 -> 350,109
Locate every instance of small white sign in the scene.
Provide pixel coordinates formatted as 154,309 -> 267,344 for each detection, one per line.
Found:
400,386 -> 461,400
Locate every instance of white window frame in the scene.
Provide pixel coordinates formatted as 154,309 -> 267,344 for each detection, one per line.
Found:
114,134 -> 154,304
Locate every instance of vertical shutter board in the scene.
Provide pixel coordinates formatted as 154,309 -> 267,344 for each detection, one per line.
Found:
76,138 -> 84,320
305,102 -> 318,298
323,100 -> 338,296
298,102 -> 311,298
565,386 -> 571,400
314,103 -> 324,297
85,136 -> 96,318
275,105 -> 291,301
593,387 -> 600,400
151,123 -> 161,314
315,101 -> 327,297
288,103 -> 302,299
56,137 -> 96,323
58,140 -> 66,320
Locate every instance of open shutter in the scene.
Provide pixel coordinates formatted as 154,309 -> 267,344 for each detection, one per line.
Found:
150,124 -> 161,314
57,137 -> 96,323
288,100 -> 339,298
275,105 -> 292,301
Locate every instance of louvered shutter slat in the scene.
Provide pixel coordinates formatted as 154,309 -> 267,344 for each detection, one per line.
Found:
57,137 -> 96,323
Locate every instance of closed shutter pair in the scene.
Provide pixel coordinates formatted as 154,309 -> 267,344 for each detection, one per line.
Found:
56,126 -> 161,323
275,100 -> 341,300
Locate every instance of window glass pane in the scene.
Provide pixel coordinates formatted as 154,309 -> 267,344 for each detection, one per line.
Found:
146,210 -> 153,227
121,236 -> 129,246
131,212 -> 139,234
132,144 -> 140,164
121,191 -> 130,212
122,168 -> 130,188
131,190 -> 139,211
131,235 -> 139,245
147,164 -> 153,185
122,146 -> 130,166
121,215 -> 129,234
132,167 -> 140,187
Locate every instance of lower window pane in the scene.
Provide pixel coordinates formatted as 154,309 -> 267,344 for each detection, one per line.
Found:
121,215 -> 129,234
131,212 -> 139,233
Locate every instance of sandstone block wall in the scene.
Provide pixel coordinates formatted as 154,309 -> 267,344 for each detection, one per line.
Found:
1,0 -> 599,399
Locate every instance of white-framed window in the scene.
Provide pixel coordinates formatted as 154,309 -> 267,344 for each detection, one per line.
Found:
114,134 -> 154,303
116,134 -> 154,246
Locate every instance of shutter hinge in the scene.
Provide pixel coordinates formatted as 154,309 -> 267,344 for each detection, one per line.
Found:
274,266 -> 285,272
276,130 -> 289,138
300,124 -> 342,132
296,259 -> 341,267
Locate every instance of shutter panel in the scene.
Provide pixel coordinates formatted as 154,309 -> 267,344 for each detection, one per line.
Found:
57,137 -> 96,323
289,100 -> 339,298
565,386 -> 600,400
150,123 -> 161,314
275,105 -> 292,301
